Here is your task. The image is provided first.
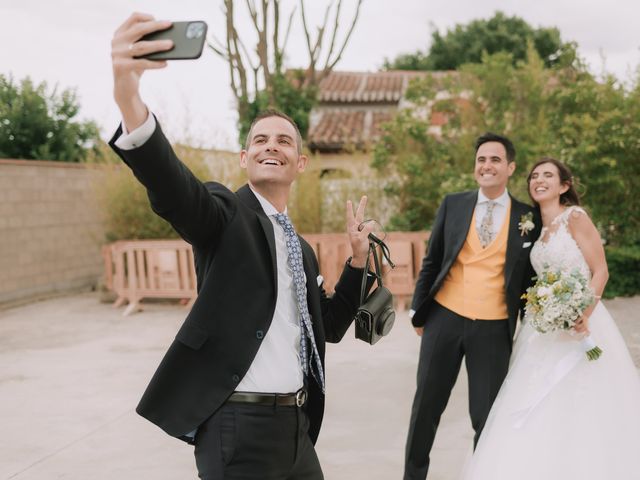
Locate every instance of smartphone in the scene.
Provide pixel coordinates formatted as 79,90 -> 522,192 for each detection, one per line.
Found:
137,21 -> 208,60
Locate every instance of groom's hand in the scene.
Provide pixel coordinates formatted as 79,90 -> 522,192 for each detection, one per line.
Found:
414,327 -> 424,337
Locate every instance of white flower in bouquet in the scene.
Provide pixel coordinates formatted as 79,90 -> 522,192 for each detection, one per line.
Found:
522,267 -> 603,360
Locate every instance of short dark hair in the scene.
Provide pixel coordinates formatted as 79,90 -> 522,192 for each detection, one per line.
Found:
475,132 -> 516,163
245,109 -> 303,155
527,157 -> 581,207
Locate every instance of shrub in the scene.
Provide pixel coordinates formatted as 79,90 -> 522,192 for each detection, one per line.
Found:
289,168 -> 323,234
603,246 -> 640,298
95,145 -> 238,242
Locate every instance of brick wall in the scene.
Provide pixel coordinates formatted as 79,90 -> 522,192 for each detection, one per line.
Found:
0,159 -> 106,304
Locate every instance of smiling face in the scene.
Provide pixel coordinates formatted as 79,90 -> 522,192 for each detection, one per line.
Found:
474,141 -> 515,198
239,116 -> 308,191
528,162 -> 570,205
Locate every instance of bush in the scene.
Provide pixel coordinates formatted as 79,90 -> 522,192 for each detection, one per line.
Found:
603,246 -> 640,298
96,145 -> 240,242
318,175 -> 394,233
96,142 -> 392,239
288,168 -> 323,234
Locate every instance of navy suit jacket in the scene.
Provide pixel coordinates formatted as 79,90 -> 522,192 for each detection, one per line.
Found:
109,122 -> 365,444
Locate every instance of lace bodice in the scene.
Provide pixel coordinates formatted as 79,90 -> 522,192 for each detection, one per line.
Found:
530,206 -> 591,279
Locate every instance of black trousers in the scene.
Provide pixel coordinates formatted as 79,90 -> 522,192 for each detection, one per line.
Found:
194,401 -> 323,480
404,302 -> 512,480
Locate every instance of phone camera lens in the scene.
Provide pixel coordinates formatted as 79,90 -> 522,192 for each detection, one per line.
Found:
186,22 -> 205,39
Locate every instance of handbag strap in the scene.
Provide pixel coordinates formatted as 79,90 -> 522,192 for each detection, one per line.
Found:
359,233 -> 395,305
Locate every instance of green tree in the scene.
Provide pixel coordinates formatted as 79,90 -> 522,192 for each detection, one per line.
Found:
384,12 -> 576,71
374,48 -> 639,251
544,70 -> 640,246
0,74 -> 101,162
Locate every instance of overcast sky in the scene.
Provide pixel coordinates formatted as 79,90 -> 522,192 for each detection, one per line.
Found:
1,0 -> 638,150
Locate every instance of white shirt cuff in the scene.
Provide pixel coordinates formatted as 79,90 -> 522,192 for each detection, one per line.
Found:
114,112 -> 156,150
409,309 -> 415,319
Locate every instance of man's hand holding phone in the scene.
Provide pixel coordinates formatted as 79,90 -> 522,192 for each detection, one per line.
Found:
111,13 -> 175,131
112,13 -> 208,131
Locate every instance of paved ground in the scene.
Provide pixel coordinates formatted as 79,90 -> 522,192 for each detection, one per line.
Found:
1,293 -> 638,480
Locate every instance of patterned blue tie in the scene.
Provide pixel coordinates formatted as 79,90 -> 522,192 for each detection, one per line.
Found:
274,213 -> 326,393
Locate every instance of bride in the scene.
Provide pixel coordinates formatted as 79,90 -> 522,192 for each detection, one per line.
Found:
462,158 -> 640,479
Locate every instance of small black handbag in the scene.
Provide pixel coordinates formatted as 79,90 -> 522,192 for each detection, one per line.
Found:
354,233 -> 396,345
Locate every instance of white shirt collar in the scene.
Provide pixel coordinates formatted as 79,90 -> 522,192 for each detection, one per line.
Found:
249,186 -> 287,217
477,188 -> 510,207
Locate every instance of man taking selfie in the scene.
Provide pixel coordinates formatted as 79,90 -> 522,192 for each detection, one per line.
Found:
109,12 -> 375,480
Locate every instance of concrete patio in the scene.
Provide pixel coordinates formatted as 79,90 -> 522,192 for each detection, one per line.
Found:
1,293 -> 638,479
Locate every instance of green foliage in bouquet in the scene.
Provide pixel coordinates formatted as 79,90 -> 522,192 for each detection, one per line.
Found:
522,267 -> 602,360
522,268 -> 594,332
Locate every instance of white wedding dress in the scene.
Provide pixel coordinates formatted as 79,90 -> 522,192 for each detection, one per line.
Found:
462,206 -> 640,479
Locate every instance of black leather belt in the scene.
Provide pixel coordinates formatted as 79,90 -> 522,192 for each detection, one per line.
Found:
228,389 -> 307,407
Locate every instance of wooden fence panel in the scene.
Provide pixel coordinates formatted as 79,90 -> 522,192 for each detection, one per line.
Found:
104,240 -> 197,315
103,232 -> 429,315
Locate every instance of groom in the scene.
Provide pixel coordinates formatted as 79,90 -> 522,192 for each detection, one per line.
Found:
404,133 -> 541,479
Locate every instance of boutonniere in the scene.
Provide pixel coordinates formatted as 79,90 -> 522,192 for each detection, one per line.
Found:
519,212 -> 535,236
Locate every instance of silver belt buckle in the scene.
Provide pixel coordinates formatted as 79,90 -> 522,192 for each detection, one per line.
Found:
295,389 -> 307,407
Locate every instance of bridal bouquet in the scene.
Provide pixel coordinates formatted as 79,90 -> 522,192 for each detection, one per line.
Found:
522,268 -> 603,360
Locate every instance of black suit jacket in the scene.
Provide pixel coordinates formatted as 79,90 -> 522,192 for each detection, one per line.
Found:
410,190 -> 541,339
109,123 -> 365,445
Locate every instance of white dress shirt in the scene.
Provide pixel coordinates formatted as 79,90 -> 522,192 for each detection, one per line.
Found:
115,113 -> 304,393
236,189 -> 304,393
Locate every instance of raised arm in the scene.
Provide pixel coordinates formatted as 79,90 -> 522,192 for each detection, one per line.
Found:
346,196 -> 374,268
109,13 -> 235,248
319,196 -> 376,342
111,13 -> 174,131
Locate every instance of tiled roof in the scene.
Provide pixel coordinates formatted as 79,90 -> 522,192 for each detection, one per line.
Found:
318,70 -> 433,104
309,70 -> 457,152
308,109 -> 394,152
